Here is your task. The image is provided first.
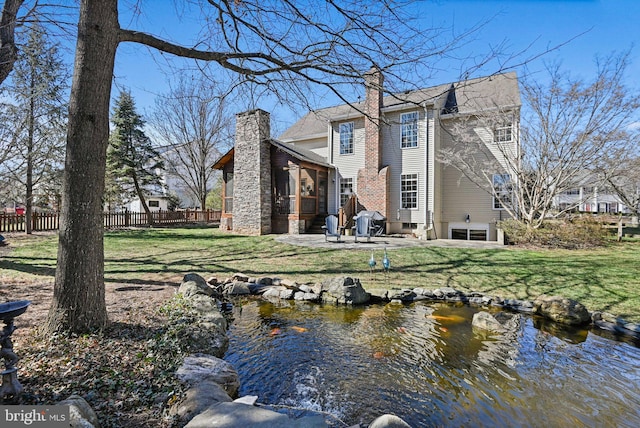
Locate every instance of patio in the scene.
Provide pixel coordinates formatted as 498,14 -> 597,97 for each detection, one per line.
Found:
275,233 -> 509,250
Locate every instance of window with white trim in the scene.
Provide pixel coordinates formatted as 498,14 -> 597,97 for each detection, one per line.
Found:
401,173 -> 418,209
339,122 -> 354,155
494,124 -> 512,143
339,178 -> 353,206
401,112 -> 418,148
493,174 -> 513,210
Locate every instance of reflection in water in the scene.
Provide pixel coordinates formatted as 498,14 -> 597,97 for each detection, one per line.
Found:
225,298 -> 640,427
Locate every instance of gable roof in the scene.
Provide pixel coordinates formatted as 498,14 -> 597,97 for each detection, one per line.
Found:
212,138 -> 333,170
279,72 -> 520,142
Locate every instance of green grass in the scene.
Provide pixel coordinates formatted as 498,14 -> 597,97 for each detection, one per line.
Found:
1,226 -> 639,322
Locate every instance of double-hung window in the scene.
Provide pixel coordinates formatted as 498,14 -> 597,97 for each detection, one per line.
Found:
339,122 -> 354,155
401,173 -> 418,209
494,124 -> 512,143
401,112 -> 418,148
493,174 -> 513,210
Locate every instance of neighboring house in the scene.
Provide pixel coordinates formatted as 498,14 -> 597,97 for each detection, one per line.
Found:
127,195 -> 170,212
213,69 -> 521,240
555,182 -> 634,214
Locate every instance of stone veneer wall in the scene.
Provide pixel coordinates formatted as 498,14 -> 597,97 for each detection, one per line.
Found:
232,109 -> 272,235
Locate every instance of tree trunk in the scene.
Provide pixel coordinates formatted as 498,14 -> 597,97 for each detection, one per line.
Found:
45,0 -> 119,333
25,67 -> 35,235
0,0 -> 24,86
132,173 -> 155,226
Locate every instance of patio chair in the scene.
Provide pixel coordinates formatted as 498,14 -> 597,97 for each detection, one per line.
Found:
352,215 -> 375,242
322,215 -> 344,242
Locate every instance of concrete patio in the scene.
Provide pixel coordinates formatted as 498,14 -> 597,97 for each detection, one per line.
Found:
275,233 -> 510,250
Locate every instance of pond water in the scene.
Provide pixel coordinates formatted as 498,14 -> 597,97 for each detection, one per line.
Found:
224,298 -> 640,427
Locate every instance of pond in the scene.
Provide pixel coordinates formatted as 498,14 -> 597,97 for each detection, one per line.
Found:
224,298 -> 640,427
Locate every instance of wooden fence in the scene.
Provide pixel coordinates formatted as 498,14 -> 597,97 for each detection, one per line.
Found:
0,209 -> 221,233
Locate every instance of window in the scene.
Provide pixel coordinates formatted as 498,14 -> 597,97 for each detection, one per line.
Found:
564,188 -> 580,196
401,173 -> 418,209
148,200 -> 160,208
494,124 -> 512,143
339,122 -> 354,155
401,112 -> 418,148
340,178 -> 353,206
493,174 -> 513,210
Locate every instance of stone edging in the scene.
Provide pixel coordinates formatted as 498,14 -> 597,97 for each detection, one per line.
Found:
215,272 -> 640,340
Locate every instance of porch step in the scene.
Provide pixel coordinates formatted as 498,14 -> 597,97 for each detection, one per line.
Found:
307,215 -> 326,234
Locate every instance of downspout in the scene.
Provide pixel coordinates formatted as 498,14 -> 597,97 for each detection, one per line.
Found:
329,121 -> 339,212
423,102 -> 433,237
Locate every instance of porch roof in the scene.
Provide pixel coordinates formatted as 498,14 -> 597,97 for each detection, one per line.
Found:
212,138 -> 333,170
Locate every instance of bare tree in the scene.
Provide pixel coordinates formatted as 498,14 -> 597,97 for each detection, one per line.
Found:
1,1 -> 77,86
149,76 -> 233,209
46,0 -> 536,333
598,145 -> 640,216
439,53 -> 640,228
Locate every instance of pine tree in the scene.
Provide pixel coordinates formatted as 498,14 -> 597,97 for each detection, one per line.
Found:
107,90 -> 164,225
1,23 -> 68,233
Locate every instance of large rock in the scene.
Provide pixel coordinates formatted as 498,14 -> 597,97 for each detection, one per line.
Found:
320,276 -> 370,305
368,414 -> 412,428
472,311 -> 519,333
533,295 -> 591,326
176,353 -> 240,397
169,380 -> 232,425
184,402 -> 327,428
180,273 -> 215,297
58,395 -> 100,428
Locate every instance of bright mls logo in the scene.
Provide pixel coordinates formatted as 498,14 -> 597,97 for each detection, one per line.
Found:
1,406 -> 69,427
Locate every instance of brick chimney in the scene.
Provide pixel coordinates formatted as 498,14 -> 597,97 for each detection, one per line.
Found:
233,109 -> 272,235
364,66 -> 384,171
357,66 -> 390,219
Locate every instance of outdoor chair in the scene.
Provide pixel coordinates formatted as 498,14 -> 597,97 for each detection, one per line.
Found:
352,215 -> 375,242
322,215 -> 344,242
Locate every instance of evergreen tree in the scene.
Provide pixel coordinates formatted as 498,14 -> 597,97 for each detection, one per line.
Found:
1,23 -> 68,233
107,90 -> 164,225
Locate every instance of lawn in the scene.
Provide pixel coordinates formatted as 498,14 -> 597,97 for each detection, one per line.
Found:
1,225 -> 639,322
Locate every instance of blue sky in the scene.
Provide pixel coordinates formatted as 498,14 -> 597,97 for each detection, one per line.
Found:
110,0 -> 640,131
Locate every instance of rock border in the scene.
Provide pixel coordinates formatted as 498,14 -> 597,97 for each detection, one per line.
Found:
57,271 -> 639,428
215,273 -> 640,340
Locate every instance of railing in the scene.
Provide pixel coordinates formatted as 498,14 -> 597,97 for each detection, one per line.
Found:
0,209 -> 221,233
338,194 -> 357,230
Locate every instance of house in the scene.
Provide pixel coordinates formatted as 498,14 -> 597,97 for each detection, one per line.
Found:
554,180 -> 634,215
213,69 -> 521,240
127,194 -> 170,212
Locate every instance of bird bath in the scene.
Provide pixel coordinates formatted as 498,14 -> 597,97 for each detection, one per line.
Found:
0,300 -> 31,401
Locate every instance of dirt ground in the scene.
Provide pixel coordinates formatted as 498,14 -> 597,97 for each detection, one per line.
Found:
1,233 -> 183,427
0,232 -> 179,332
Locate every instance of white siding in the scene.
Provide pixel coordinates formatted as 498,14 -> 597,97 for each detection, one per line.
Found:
289,136 -> 329,160
331,118 -> 366,191
382,108 -> 430,233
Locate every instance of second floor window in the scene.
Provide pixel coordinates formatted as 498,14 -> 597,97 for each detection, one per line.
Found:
401,112 -> 418,148
401,173 -> 418,209
339,122 -> 354,155
494,124 -> 512,143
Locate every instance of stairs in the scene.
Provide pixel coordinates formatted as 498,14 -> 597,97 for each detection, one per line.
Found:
307,215 -> 326,234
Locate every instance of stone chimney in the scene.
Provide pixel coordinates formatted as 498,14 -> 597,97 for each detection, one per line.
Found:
357,66 -> 390,219
233,109 -> 272,235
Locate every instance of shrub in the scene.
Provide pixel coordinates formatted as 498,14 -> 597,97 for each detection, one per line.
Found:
498,217 -> 608,249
